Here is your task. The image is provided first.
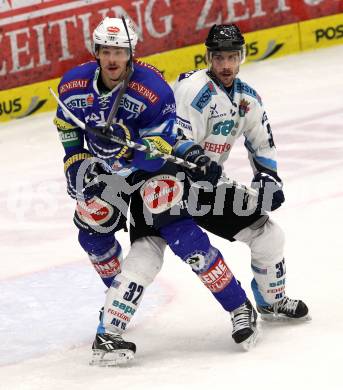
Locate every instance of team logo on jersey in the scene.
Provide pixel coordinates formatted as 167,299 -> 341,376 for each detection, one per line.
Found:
64,94 -> 94,109
98,95 -> 111,110
140,174 -> 183,214
238,98 -> 250,117
119,94 -> 146,119
191,81 -> 217,113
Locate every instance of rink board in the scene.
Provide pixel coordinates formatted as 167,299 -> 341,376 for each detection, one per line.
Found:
0,12 -> 342,123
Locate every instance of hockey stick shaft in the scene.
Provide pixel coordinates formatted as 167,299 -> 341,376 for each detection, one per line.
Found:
49,87 -> 196,169
103,68 -> 133,131
49,87 -> 257,197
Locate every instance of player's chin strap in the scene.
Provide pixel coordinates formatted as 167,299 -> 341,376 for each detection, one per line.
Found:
49,87 -> 257,198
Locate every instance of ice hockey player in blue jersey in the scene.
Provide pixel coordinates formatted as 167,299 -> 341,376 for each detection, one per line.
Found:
54,17 -> 258,366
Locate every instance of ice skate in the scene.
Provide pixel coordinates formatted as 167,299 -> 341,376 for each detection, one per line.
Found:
90,333 -> 136,367
257,296 -> 311,321
230,298 -> 259,351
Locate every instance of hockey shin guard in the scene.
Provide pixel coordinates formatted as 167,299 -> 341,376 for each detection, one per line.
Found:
99,236 -> 165,334
160,218 -> 246,311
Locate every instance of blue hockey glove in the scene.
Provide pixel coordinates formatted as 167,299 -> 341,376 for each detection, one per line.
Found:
63,149 -> 107,200
252,172 -> 285,211
87,123 -> 131,160
182,144 -> 222,186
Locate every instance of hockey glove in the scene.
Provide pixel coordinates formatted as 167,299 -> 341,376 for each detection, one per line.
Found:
87,123 -> 131,160
181,143 -> 222,186
63,149 -> 107,200
252,172 -> 285,211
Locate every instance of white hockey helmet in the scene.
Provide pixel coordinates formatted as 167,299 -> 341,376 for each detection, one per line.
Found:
92,17 -> 138,54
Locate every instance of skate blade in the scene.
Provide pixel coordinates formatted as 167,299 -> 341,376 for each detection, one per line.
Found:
240,324 -> 261,351
89,349 -> 135,367
260,313 -> 312,322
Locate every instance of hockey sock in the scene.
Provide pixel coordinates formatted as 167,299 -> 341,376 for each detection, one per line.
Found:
78,230 -> 122,287
160,218 -> 246,311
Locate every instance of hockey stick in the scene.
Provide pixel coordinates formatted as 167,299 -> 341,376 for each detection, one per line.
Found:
49,87 -> 195,170
102,17 -> 134,132
49,88 -> 257,197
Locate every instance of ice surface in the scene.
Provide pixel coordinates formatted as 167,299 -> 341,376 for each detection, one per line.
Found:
0,45 -> 342,390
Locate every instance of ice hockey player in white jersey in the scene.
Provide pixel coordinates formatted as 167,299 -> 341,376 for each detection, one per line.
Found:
172,23 -> 310,321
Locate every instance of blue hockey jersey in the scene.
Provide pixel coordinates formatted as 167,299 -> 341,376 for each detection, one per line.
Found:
54,60 -> 177,176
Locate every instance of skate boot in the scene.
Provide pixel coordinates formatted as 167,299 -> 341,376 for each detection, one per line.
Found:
90,333 -> 136,367
257,296 -> 310,321
230,298 -> 259,350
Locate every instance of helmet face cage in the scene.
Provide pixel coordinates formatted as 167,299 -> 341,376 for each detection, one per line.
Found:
205,24 -> 246,64
92,17 -> 138,55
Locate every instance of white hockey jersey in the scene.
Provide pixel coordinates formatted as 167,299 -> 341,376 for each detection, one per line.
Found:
173,69 -> 277,174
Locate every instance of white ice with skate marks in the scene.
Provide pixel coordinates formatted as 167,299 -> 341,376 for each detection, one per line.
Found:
0,45 -> 343,389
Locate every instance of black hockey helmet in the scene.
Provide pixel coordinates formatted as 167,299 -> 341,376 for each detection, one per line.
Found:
205,24 -> 245,52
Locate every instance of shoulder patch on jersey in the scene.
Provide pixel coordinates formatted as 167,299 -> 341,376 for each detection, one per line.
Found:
234,80 -> 262,105
178,70 -> 198,82
191,81 -> 217,113
128,80 -> 159,104
59,79 -> 89,95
